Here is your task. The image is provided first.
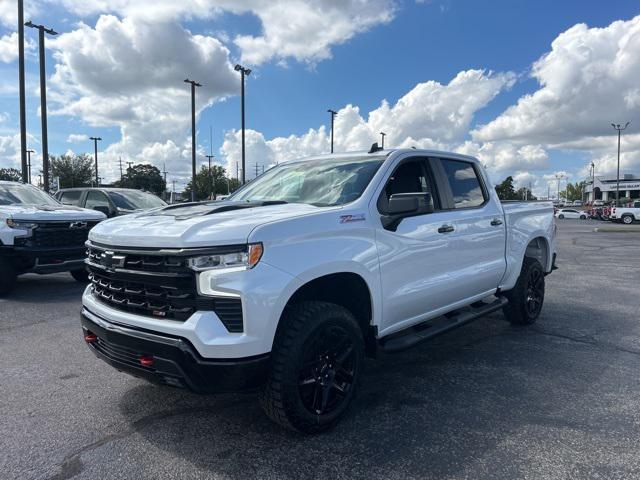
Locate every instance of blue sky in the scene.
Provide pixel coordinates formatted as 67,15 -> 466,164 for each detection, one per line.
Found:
0,0 -> 639,194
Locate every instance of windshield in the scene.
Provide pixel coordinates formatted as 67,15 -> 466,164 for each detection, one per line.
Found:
230,156 -> 385,206
108,191 -> 167,210
0,184 -> 60,206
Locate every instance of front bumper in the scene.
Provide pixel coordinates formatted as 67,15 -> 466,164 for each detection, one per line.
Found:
81,308 -> 270,393
1,245 -> 86,274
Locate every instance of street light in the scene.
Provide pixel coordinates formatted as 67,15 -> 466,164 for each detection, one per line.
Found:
555,173 -> 565,202
234,64 -> 251,184
380,132 -> 386,149
25,20 -> 57,192
184,78 -> 202,201
327,109 -> 337,153
611,122 -> 630,206
26,149 -> 35,184
89,136 -> 102,185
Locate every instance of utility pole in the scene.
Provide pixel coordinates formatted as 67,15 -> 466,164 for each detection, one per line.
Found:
380,132 -> 386,149
89,136 -> 102,185
327,109 -> 337,153
555,173 -> 564,202
171,179 -> 176,204
590,161 -> 595,203
25,21 -> 57,192
184,79 -> 202,201
611,122 -> 630,207
118,156 -> 124,181
26,149 -> 35,184
235,64 -> 251,185
18,0 -> 28,182
254,161 -> 260,179
205,154 -> 214,199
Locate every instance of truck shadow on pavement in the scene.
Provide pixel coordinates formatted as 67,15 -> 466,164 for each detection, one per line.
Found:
110,303 -> 637,480
10,273 -> 87,304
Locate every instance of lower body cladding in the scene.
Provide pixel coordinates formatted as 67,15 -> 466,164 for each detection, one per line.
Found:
81,309 -> 270,393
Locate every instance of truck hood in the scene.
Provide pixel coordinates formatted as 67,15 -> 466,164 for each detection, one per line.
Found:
1,204 -> 106,221
89,201 -> 327,248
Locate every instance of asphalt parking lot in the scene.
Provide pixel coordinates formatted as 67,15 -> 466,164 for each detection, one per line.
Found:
2,220 -> 640,480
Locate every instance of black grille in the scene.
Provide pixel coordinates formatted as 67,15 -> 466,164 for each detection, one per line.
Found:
87,244 -> 244,332
16,221 -> 99,249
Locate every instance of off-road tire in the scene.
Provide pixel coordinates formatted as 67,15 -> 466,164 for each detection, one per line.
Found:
0,257 -> 17,296
502,257 -> 545,326
259,301 -> 364,434
70,268 -> 89,283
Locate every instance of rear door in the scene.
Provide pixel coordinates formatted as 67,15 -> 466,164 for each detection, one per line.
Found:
432,157 -> 507,299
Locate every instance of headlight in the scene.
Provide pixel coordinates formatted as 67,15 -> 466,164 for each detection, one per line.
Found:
6,219 -> 38,230
187,243 -> 263,272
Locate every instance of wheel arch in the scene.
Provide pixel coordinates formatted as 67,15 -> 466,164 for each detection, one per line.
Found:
275,271 -> 378,357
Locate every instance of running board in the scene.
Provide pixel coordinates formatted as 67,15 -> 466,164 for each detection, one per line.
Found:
380,296 -> 508,353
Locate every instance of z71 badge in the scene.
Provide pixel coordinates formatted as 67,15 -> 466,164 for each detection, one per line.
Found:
339,214 -> 366,223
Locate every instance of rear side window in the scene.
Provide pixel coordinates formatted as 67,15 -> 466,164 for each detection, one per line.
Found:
439,159 -> 486,209
85,191 -> 110,209
59,190 -> 81,205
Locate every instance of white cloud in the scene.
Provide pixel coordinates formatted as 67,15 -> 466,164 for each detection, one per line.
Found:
66,133 -> 89,143
472,15 -> 640,178
0,32 -> 36,63
47,15 -> 238,182
221,70 -> 516,179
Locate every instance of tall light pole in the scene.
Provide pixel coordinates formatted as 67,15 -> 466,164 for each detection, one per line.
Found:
380,132 -> 386,149
555,173 -> 565,202
26,149 -> 35,184
235,65 -> 251,185
327,109 -> 337,153
25,21 -> 57,192
184,79 -> 202,201
590,161 -> 595,203
18,1 -> 28,182
89,136 -> 102,185
611,122 -> 630,206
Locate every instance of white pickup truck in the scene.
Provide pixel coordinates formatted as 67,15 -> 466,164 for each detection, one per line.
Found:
80,148 -> 556,432
0,181 -> 106,294
610,201 -> 640,224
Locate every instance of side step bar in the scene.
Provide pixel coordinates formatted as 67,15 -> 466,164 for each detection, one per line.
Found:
380,296 -> 508,353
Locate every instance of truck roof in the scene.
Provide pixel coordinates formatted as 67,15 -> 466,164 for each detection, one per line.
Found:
286,148 -> 480,165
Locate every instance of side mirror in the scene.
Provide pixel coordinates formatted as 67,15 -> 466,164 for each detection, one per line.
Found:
93,205 -> 112,217
382,192 -> 433,230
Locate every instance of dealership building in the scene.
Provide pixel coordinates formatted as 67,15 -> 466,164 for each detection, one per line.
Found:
584,174 -> 640,202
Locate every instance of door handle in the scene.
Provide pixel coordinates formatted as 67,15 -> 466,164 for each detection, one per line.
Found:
437,225 -> 455,233
490,218 -> 503,226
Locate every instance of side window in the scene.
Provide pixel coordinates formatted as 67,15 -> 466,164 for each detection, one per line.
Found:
378,159 -> 436,212
85,191 -> 110,209
59,190 -> 81,205
439,159 -> 486,209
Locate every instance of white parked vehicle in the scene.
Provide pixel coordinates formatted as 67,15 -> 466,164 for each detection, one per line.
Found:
81,148 -> 557,432
610,202 -> 640,224
593,200 -> 605,207
0,181 -> 106,294
572,200 -> 582,207
555,208 -> 587,219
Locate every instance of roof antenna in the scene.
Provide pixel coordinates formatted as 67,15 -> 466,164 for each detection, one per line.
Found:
368,142 -> 382,154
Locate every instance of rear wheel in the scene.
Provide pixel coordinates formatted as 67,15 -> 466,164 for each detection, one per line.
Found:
0,257 -> 17,296
260,301 -> 364,433
622,215 -> 634,225
558,214 -> 564,219
70,268 -> 89,283
580,214 -> 586,219
503,257 -> 545,326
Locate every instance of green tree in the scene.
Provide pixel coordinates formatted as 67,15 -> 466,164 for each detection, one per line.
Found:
560,181 -> 586,202
114,163 -> 166,196
495,176 -> 520,200
184,165 -> 234,201
50,153 -> 94,188
515,187 -> 537,201
0,168 -> 22,182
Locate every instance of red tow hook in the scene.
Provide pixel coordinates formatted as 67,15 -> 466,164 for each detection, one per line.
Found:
84,333 -> 98,343
139,356 -> 155,367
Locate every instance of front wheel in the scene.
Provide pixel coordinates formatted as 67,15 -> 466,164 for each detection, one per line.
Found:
558,214 -> 564,219
260,301 -> 364,433
502,257 -> 545,325
580,215 -> 587,219
0,257 -> 17,296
